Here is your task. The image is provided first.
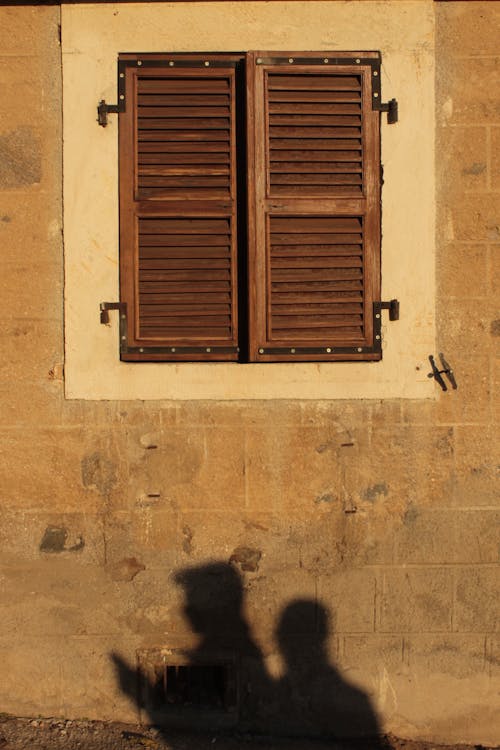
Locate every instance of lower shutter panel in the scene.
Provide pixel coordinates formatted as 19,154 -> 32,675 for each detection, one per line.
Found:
269,216 -> 364,341
138,217 -> 233,341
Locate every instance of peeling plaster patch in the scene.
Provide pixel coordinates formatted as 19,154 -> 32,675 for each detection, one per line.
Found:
139,433 -> 159,449
39,526 -> 85,553
315,492 -> 336,504
243,518 -> 268,532
136,492 -> 160,507
81,451 -> 117,495
436,428 -> 454,457
48,363 -> 64,381
462,162 -> 486,176
379,667 -> 398,713
11,326 -> 29,338
363,483 -> 389,502
444,208 -> 454,241
108,557 -> 145,582
182,525 -> 193,555
490,319 -> 500,337
0,127 -> 42,188
316,442 -> 334,454
441,96 -> 453,123
229,546 -> 262,572
48,218 -> 61,237
404,504 -> 419,525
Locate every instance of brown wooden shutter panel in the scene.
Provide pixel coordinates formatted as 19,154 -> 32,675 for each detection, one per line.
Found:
119,55 -> 241,361
247,53 -> 381,362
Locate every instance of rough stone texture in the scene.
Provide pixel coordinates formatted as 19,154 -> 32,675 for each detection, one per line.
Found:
0,2 -> 498,747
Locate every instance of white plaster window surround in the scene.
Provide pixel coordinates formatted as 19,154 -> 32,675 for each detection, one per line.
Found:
62,0 -> 435,401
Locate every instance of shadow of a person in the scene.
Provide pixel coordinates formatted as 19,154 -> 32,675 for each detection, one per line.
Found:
173,562 -> 274,727
112,570 -> 387,746
112,562 -> 274,733
273,599 -> 386,745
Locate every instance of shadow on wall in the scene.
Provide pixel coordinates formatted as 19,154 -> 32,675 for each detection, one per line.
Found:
112,562 -> 386,745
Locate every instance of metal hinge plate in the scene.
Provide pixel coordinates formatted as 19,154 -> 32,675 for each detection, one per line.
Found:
258,300 -> 400,357
97,100 -> 121,127
100,299 -> 399,360
97,54 -> 398,125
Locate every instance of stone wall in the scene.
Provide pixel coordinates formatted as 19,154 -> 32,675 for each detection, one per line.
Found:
0,2 -> 498,745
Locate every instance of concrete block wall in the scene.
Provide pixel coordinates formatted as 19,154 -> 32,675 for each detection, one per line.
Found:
0,2 -> 498,745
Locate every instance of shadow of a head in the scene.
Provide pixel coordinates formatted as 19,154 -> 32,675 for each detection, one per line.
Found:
174,561 -> 250,647
274,598 -> 384,742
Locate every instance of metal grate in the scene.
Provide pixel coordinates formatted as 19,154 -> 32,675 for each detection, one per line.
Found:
153,663 -> 229,709
137,649 -> 238,729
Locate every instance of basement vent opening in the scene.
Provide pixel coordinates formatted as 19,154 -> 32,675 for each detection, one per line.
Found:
154,664 -> 229,709
137,649 -> 238,729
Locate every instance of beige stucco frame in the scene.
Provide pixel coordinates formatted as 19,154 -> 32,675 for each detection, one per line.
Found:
62,0 -> 435,400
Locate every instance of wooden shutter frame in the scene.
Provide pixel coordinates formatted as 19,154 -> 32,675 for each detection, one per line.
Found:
118,54 -> 243,361
116,51 -> 386,363
247,52 -> 382,362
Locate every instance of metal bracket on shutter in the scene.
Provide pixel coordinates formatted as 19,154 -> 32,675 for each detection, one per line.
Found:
122,345 -> 239,356
377,298 -> 400,321
377,98 -> 398,124
97,56 -> 241,125
97,100 -> 121,127
368,59 -> 398,123
100,301 -> 126,325
100,303 -> 238,358
97,60 -> 127,126
258,300 -> 399,358
255,55 -> 397,123
100,302 -> 128,353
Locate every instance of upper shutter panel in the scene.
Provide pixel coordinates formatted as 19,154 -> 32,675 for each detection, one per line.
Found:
267,72 -> 363,196
248,53 -> 381,362
137,73 -> 232,200
119,55 -> 242,361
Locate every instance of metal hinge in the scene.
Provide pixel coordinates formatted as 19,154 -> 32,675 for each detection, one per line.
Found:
377,298 -> 400,321
377,98 -> 398,124
100,302 -> 128,354
257,300 -> 400,358
100,300 -> 399,360
100,301 -> 126,324
100,302 -> 239,358
97,100 -> 121,127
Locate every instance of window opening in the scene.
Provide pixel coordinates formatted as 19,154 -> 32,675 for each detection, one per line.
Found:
99,52 -> 398,362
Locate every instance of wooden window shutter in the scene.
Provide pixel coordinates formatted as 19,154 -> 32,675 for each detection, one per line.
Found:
119,54 -> 243,361
247,52 -> 382,362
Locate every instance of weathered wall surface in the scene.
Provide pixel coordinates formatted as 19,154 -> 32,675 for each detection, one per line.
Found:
0,1 -> 498,745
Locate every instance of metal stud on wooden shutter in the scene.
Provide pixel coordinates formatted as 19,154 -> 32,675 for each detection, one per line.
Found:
247,52 -> 381,361
119,54 -> 242,361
